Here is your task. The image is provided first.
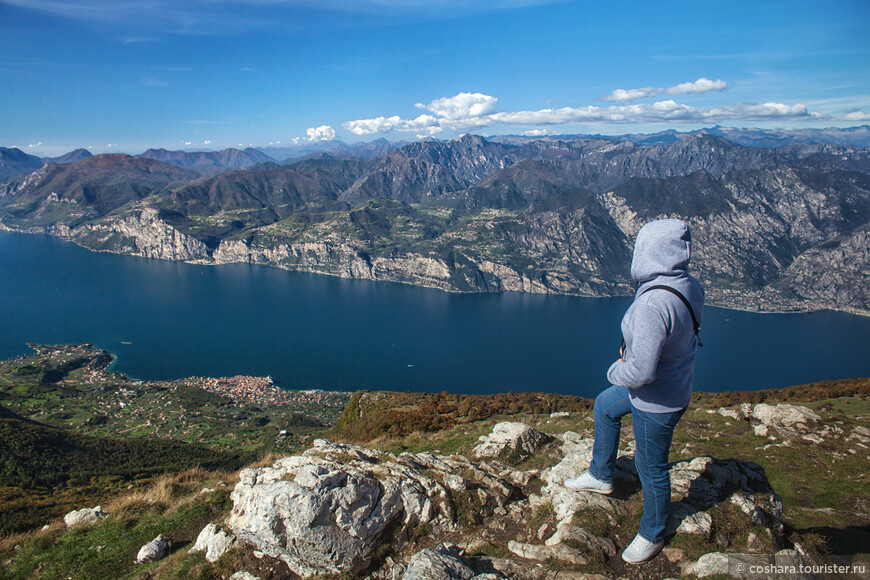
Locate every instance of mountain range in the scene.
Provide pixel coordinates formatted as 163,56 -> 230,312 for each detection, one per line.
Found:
2,132 -> 869,314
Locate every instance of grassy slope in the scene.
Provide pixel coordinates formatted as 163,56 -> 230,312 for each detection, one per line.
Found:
0,345 -> 346,537
1,348 -> 867,578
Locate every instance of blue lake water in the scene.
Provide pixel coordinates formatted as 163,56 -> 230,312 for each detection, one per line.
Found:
1,231 -> 868,397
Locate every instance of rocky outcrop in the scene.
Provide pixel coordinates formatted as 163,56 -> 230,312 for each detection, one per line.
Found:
226,439 -> 520,577
540,431 -> 783,542
63,505 -> 108,528
540,432 -> 633,521
223,421 -> 790,578
472,422 -> 552,460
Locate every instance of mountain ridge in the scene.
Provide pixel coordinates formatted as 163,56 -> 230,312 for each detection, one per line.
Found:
2,135 -> 869,314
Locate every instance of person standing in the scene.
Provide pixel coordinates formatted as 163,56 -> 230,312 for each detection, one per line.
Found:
565,218 -> 704,564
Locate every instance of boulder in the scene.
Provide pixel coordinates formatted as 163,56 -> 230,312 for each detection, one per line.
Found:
227,440 -> 518,577
136,534 -> 171,563
401,544 -> 475,580
63,506 -> 108,528
189,523 -> 238,563
229,573 -> 260,580
473,422 -> 552,459
752,403 -> 820,429
681,552 -> 729,577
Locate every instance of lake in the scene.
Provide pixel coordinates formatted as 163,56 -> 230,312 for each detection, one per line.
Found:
1,231 -> 868,397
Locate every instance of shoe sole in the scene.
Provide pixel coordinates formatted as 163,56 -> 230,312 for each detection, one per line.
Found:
565,486 -> 613,495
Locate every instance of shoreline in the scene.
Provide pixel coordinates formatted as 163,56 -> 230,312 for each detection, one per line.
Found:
2,226 -> 866,318
3,343 -> 868,401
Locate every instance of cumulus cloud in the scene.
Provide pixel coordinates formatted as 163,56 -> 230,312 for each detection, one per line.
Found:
415,92 -> 498,120
343,114 -> 440,136
843,111 -> 870,121
668,77 -> 728,95
341,90 -> 814,136
602,78 -> 727,103
306,125 -> 336,141
337,81 -> 834,137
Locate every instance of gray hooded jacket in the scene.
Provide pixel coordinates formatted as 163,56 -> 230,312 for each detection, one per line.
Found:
607,219 -> 704,412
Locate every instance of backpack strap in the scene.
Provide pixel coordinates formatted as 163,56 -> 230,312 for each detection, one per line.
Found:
640,285 -> 703,347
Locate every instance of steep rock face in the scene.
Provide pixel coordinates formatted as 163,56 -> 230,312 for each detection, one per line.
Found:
339,135 -> 517,205
774,224 -> 870,311
71,208 -> 211,261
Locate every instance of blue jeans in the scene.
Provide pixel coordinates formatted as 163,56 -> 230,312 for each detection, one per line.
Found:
588,385 -> 685,543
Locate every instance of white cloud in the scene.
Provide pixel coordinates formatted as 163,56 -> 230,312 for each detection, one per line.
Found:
306,125 -> 336,141
602,78 -> 727,103
603,88 -> 660,103
341,89 -> 814,136
523,129 -> 548,136
203,139 -> 212,145
416,92 -> 498,120
343,114 -> 440,136
667,77 -> 727,95
843,111 -> 870,121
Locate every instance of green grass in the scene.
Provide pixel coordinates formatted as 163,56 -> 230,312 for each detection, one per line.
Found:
1,483 -> 231,580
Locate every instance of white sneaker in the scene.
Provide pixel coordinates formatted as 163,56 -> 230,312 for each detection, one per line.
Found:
564,471 -> 613,494
621,534 -> 664,564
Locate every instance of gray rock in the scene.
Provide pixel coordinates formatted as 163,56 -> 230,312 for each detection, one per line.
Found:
472,422 -> 552,459
189,523 -> 237,563
545,523 -> 617,556
541,432 -> 633,521
136,534 -> 171,563
401,545 -> 475,580
716,407 -> 741,420
229,573 -> 260,580
227,440 -> 518,577
681,552 -> 729,577
752,403 -> 820,429
677,510 -> 713,537
507,540 -> 587,565
63,505 -> 108,528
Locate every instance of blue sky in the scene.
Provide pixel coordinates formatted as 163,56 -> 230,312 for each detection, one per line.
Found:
2,0 -> 869,156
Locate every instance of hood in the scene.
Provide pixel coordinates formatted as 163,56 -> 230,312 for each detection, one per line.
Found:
630,219 -> 691,283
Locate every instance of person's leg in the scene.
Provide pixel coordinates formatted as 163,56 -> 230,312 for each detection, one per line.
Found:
587,385 -> 632,483
630,406 -> 686,543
